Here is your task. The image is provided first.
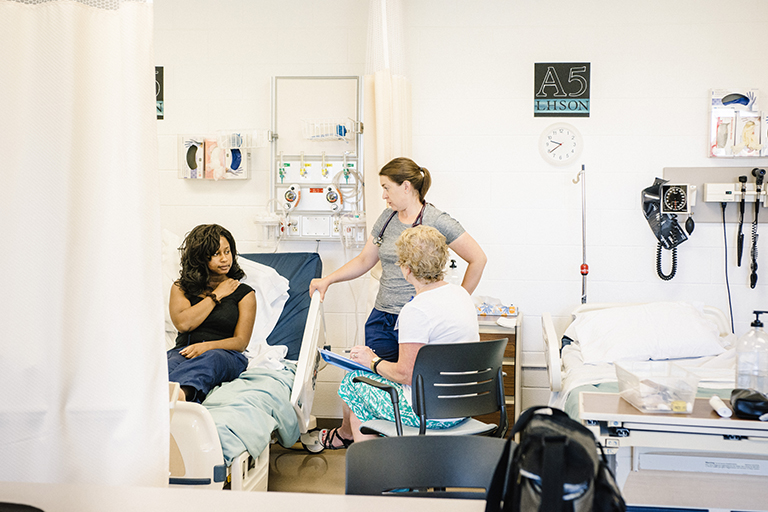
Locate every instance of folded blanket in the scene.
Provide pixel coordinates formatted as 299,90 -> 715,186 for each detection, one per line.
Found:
203,362 -> 300,465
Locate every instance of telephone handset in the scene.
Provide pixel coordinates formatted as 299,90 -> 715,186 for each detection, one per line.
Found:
642,178 -> 689,280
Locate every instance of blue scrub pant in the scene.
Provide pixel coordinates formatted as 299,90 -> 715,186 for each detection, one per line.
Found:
364,308 -> 399,362
167,347 -> 247,403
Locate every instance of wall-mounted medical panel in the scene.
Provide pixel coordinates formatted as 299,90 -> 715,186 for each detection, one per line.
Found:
269,76 -> 364,241
664,167 -> 766,223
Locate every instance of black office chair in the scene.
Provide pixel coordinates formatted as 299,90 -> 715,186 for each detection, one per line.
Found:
345,434 -> 509,499
353,337 -> 508,437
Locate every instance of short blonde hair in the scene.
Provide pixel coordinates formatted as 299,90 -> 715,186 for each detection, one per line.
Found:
396,225 -> 448,283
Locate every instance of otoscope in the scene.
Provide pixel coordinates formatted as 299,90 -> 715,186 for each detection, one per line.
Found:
738,175 -> 748,267
750,168 -> 765,288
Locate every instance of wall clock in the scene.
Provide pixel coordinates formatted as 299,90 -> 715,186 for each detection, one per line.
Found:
539,122 -> 583,166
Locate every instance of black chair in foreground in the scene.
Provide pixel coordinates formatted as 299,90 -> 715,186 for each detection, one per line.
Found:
345,435 -> 509,499
354,337 -> 508,437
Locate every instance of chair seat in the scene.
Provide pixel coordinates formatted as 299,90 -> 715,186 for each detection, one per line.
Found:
360,417 -> 497,437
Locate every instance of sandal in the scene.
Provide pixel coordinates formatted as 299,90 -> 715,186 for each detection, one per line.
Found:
319,427 -> 354,450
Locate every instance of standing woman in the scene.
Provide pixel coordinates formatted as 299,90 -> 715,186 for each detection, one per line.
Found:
168,224 -> 256,403
309,157 -> 486,448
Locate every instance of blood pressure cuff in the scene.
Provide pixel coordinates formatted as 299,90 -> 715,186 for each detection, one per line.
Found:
730,388 -> 768,420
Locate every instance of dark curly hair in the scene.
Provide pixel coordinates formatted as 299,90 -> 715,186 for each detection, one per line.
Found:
176,224 -> 245,297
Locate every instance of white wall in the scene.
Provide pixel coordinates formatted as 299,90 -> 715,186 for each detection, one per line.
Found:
155,0 -> 768,416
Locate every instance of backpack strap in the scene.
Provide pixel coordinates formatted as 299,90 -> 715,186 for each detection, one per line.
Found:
539,435 -> 567,512
511,406 -> 571,437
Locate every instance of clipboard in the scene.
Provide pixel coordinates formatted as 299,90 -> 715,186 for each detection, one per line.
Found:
319,348 -> 372,373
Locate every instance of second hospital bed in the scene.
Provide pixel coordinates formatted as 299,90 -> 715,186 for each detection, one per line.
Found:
542,301 -> 737,419
167,251 -> 326,492
540,301 -> 768,507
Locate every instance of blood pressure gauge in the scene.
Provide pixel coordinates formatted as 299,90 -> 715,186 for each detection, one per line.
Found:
661,184 -> 690,214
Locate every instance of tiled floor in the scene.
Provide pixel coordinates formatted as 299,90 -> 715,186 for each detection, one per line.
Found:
267,438 -> 347,494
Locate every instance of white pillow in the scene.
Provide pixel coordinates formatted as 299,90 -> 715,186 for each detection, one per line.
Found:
568,302 -> 726,364
237,257 -> 289,357
162,230 -> 182,349
160,230 -> 290,356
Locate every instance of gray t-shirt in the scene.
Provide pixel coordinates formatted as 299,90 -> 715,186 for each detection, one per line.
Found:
371,204 -> 465,314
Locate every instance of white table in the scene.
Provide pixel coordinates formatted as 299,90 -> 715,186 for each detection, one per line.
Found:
579,392 -> 768,511
0,481 -> 487,512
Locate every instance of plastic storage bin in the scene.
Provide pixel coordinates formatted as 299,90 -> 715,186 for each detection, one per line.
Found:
615,361 -> 700,414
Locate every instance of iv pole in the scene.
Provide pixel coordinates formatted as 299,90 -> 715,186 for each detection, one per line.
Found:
573,165 -> 588,303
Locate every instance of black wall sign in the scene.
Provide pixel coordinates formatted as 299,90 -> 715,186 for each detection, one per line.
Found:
155,66 -> 164,120
534,63 -> 590,117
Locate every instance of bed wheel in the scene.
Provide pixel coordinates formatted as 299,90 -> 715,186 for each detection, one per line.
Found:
301,430 -> 324,453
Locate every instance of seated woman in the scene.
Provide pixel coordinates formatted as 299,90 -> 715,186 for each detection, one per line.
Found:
323,225 -> 479,447
168,224 -> 256,403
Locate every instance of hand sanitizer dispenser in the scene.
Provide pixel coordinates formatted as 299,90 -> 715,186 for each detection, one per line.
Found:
735,310 -> 768,393
446,259 -> 461,286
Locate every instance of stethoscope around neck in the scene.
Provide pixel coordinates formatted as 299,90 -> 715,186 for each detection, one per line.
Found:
373,202 -> 428,247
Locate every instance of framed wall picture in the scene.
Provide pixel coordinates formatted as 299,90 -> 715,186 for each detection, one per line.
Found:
534,63 -> 590,118
155,66 -> 164,120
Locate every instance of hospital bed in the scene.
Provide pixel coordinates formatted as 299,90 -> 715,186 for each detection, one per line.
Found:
540,302 -> 768,508
167,251 -> 326,492
542,302 -> 736,418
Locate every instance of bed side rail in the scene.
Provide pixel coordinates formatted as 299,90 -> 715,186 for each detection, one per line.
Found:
541,312 -> 562,392
169,401 -> 226,488
290,290 -> 325,435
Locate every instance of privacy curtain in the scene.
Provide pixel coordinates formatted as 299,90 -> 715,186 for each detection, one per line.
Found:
364,0 -> 412,229
0,0 -> 168,487
364,0 -> 412,295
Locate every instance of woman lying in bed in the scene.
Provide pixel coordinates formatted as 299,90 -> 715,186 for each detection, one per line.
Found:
168,224 -> 256,403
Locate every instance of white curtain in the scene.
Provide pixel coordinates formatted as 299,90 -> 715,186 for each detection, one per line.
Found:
364,0 -> 412,230
0,0 -> 168,487
364,0 -> 412,292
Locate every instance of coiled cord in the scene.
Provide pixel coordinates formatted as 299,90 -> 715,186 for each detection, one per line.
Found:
750,168 -> 764,288
656,242 -> 677,281
750,219 -> 759,288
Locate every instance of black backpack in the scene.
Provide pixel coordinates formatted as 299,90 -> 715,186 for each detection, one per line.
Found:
485,406 -> 626,512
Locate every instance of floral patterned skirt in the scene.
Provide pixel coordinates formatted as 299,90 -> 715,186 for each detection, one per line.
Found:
337,370 -> 464,430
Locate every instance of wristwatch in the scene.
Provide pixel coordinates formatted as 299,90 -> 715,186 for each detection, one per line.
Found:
371,356 -> 383,375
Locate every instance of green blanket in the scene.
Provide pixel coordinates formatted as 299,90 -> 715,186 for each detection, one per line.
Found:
203,362 -> 300,465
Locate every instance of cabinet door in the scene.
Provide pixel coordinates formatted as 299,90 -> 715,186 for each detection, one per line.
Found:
473,329 -> 516,436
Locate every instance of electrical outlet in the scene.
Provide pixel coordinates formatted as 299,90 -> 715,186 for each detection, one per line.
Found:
332,218 -> 340,235
288,217 -> 300,234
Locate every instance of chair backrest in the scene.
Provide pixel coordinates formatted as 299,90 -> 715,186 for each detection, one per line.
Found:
345,435 -> 509,499
411,338 -> 507,432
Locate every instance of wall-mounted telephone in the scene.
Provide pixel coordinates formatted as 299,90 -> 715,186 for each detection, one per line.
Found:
642,178 -> 695,280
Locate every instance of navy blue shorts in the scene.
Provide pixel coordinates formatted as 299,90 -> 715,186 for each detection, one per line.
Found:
167,347 -> 247,403
365,308 -> 399,362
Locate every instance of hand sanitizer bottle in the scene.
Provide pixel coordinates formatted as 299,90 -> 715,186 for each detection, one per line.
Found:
735,310 -> 768,393
446,259 -> 462,286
